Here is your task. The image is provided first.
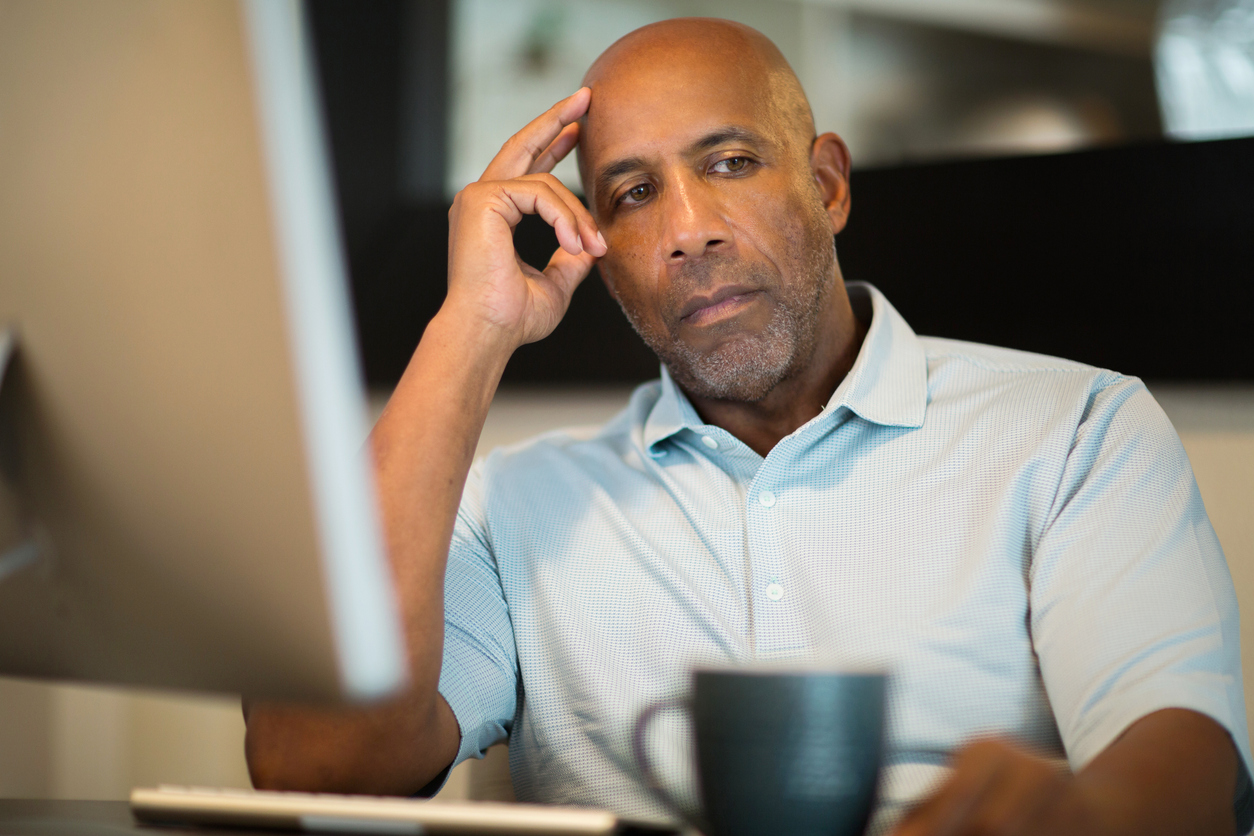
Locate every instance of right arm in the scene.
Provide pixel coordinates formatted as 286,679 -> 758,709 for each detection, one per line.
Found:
243,88 -> 606,794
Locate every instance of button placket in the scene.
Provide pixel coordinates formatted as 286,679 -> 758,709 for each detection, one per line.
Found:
747,459 -> 796,654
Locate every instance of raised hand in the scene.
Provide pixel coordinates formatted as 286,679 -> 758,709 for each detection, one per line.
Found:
443,87 -> 606,349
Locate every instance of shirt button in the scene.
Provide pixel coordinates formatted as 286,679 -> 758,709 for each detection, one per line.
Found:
758,490 -> 776,508
701,435 -> 719,450
766,582 -> 784,601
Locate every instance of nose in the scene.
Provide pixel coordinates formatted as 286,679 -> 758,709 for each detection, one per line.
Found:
660,176 -> 732,264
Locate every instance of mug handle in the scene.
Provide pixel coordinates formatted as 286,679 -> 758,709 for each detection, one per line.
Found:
631,697 -> 703,829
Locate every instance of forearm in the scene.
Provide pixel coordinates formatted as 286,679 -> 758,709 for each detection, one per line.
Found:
371,306 -> 514,699
893,708 -> 1240,836
245,308 -> 514,794
1072,708 -> 1239,836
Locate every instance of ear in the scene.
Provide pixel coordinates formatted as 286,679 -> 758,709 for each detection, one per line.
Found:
810,132 -> 852,235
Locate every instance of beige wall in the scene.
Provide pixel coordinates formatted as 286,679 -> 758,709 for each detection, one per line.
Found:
0,681 -> 252,799
1153,385 -> 1254,752
0,384 -> 1250,799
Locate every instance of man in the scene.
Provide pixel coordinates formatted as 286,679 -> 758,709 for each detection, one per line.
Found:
246,18 -> 1252,835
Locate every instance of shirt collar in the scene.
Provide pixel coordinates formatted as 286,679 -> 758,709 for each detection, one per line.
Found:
642,281 -> 927,451
642,365 -> 696,450
828,282 -> 928,429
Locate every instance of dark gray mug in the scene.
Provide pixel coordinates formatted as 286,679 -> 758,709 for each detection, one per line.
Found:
632,669 -> 886,836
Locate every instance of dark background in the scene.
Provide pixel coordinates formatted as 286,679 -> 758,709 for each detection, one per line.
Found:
308,0 -> 1254,388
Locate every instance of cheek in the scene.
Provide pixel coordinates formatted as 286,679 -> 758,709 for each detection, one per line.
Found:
776,184 -> 832,251
604,215 -> 657,263
599,255 -> 645,310
599,228 -> 658,301
599,255 -> 673,335
732,169 -> 815,238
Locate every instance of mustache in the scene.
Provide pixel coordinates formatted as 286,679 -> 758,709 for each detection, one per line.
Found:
664,255 -> 774,311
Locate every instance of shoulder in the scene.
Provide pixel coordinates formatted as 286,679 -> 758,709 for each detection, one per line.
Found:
922,336 -> 1112,377
920,335 -> 1141,406
915,336 -> 1170,451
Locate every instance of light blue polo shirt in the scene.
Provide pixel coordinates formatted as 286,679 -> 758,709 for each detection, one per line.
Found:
438,282 -> 1252,831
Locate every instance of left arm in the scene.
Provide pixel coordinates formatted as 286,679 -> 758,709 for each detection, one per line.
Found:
895,378 -> 1248,836
893,705 -> 1238,835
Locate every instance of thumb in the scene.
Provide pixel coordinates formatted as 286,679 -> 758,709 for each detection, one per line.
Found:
542,247 -> 598,302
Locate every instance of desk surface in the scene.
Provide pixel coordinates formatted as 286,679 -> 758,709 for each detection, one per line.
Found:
0,801 -> 689,836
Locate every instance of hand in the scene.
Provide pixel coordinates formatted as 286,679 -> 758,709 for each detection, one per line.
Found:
892,739 -> 1097,836
443,87 -> 607,350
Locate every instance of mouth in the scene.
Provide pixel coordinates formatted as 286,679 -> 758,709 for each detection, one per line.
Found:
679,286 -> 761,327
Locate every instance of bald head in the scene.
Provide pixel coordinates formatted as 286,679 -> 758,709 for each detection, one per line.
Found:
565,17 -> 857,410
577,18 -> 816,203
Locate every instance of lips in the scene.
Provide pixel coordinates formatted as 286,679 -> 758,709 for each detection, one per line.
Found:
679,285 -> 760,324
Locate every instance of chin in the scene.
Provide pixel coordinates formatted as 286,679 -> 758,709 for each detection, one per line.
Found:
667,334 -> 797,403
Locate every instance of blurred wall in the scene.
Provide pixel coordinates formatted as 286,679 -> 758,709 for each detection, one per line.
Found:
446,0 -> 1160,193
0,682 -> 251,799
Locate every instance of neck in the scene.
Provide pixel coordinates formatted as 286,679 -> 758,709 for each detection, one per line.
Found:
685,282 -> 867,458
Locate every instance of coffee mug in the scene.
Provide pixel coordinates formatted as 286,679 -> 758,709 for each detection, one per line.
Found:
632,668 -> 886,836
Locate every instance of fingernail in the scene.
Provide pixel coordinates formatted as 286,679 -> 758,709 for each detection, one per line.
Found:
596,231 -> 607,252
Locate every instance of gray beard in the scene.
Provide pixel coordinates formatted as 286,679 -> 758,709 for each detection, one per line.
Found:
616,238 -> 835,403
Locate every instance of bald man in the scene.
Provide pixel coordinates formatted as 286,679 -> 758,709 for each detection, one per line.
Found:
246,18 -> 1251,836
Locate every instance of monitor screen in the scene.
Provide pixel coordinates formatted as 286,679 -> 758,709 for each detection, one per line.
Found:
0,0 -> 407,703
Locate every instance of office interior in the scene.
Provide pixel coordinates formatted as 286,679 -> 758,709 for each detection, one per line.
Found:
1,0 -> 1252,804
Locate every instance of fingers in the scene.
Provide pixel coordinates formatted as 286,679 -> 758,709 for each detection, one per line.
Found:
528,121 -> 581,175
969,760 -> 1062,835
481,88 -> 591,182
465,174 -> 603,258
518,175 -> 597,257
543,244 -> 598,302
896,743 -> 1005,836
518,173 -> 605,256
892,740 -> 1073,836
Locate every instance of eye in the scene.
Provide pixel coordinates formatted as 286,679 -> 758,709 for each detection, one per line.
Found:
618,183 -> 653,205
713,156 -> 751,174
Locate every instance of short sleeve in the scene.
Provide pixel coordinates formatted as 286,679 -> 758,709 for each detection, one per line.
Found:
434,460 -> 519,785
1029,376 -> 1253,831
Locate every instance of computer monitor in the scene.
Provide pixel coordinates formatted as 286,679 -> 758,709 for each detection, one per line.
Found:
0,0 -> 407,703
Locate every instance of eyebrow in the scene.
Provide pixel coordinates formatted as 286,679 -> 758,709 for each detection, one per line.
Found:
592,126 -> 769,202
594,156 -> 649,202
688,126 -> 766,153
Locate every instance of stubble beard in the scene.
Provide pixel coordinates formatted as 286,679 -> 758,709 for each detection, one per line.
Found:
614,206 -> 837,404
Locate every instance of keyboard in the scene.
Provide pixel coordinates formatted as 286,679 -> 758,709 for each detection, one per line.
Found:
130,786 -> 680,835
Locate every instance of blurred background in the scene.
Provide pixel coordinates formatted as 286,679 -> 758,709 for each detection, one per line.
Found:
1,0 -> 1252,802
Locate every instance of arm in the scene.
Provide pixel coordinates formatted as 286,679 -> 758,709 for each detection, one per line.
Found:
243,88 -> 606,794
893,707 -> 1239,836
895,381 -> 1246,835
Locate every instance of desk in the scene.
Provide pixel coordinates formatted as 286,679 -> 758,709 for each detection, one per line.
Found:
0,801 -> 689,836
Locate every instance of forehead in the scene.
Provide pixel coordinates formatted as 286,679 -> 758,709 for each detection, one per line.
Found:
581,47 -> 779,178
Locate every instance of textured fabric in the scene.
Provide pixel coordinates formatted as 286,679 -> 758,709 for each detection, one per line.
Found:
437,283 -> 1252,831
